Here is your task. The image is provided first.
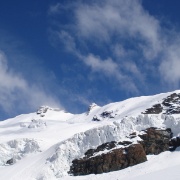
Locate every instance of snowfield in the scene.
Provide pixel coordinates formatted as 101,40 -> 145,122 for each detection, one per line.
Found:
63,148 -> 180,180
0,90 -> 180,180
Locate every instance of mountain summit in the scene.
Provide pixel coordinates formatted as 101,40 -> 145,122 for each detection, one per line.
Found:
0,90 -> 180,180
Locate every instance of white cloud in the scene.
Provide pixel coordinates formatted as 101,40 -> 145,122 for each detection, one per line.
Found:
49,0 -> 180,91
159,39 -> 180,85
112,44 -> 127,58
0,51 -> 26,91
75,0 -> 161,59
84,54 -> 119,76
123,61 -> 143,78
81,54 -> 138,93
57,31 -> 77,53
0,50 -> 62,116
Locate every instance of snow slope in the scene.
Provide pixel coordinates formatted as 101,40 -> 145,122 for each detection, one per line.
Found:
0,90 -> 180,179
63,148 -> 180,180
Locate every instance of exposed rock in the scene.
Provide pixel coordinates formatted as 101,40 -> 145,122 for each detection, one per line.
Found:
143,104 -> 163,114
101,111 -> 114,118
36,106 -> 49,115
162,93 -> 179,106
92,111 -> 115,121
70,144 -> 146,176
169,136 -> 180,151
143,93 -> 180,115
138,127 -> 172,155
163,93 -> 180,114
118,141 -> 132,146
84,141 -> 133,158
85,141 -> 118,158
92,115 -> 101,121
69,127 -> 174,176
129,132 -> 137,139
6,158 -> 14,165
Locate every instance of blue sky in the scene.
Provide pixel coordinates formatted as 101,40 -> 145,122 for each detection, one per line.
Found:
1,0 -> 180,120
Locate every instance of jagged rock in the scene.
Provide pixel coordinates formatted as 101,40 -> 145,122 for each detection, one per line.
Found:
138,127 -> 172,155
162,93 -> 179,106
84,141 -> 132,158
70,144 -> 146,176
142,93 -> 180,115
37,106 -> 49,115
92,111 -> 115,121
85,141 -> 117,158
118,141 -> 132,146
169,137 -> 180,151
69,127 -> 173,176
163,93 -> 180,114
6,158 -> 14,165
92,115 -> 101,121
143,104 -> 163,114
129,132 -> 137,139
101,111 -> 114,118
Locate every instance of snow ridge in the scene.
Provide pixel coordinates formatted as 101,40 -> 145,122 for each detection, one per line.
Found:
1,90 -> 180,179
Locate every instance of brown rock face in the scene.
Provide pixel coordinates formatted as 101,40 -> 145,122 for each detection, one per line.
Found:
70,144 -> 147,176
69,127 -> 173,176
138,127 -> 172,155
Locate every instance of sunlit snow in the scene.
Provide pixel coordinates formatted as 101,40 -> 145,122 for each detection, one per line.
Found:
0,90 -> 180,179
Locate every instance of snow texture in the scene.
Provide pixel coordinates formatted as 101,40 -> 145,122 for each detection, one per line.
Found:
0,138 -> 41,166
0,90 -> 180,179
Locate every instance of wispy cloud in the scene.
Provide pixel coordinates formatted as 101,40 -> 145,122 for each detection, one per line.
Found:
81,54 -> 139,92
159,37 -> 180,86
48,3 -> 61,15
0,50 -> 62,117
48,0 -> 180,92
74,0 -> 161,59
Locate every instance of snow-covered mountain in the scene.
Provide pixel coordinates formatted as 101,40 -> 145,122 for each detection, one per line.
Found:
1,90 -> 180,180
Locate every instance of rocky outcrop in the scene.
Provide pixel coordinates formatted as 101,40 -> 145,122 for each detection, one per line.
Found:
36,106 -> 61,117
92,111 -> 115,121
138,127 -> 172,155
6,158 -> 14,165
85,141 -> 117,158
70,127 -> 173,176
36,106 -> 49,116
169,136 -> 180,151
100,111 -> 115,118
143,93 -> 180,115
84,141 -> 132,158
162,93 -> 180,114
143,104 -> 163,114
92,115 -> 101,121
70,144 -> 146,176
